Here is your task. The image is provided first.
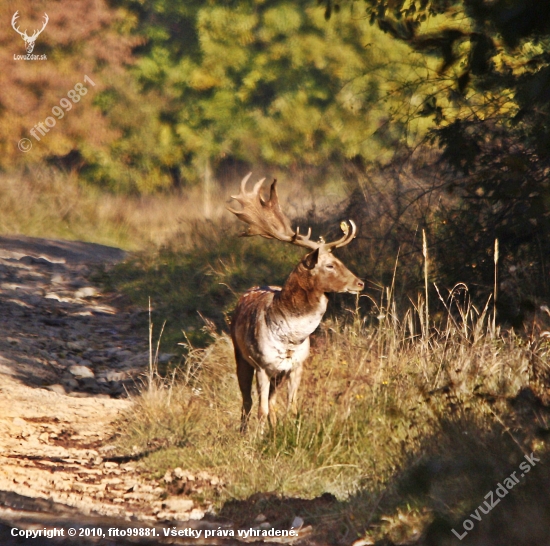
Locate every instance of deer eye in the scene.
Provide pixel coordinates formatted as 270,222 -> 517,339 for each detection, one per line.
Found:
325,264 -> 335,269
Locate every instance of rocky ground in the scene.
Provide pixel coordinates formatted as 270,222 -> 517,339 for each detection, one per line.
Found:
0,236 -> 316,545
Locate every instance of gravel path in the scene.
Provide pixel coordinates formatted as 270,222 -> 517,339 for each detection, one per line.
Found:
0,236 -> 212,543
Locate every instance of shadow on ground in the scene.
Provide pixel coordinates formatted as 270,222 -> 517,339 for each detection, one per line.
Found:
0,235 -> 146,394
338,387 -> 550,545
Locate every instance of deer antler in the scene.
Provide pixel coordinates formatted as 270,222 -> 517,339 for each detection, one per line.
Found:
227,172 -> 298,242
12,12 -> 48,54
11,11 -> 48,38
324,219 -> 357,250
33,13 -> 49,39
227,173 -> 357,251
11,11 -> 26,38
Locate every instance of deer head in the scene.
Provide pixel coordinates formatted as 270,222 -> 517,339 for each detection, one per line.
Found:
227,173 -> 364,295
12,11 -> 49,54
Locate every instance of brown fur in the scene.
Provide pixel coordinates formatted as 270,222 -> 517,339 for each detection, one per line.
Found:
227,175 -> 363,430
231,249 -> 364,431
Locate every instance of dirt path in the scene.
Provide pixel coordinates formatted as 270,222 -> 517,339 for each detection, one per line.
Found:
0,236 -> 223,543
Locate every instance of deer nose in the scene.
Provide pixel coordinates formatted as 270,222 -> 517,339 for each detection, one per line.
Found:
356,280 -> 365,290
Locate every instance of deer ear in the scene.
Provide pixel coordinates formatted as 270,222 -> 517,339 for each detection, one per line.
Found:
303,248 -> 319,270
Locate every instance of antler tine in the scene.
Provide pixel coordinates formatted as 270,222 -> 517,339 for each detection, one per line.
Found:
239,171 -> 252,195
227,175 -> 357,253
227,174 -> 294,242
227,174 -> 322,249
32,13 -> 49,37
253,178 -> 266,200
296,226 -> 312,239
11,11 -> 25,36
230,172 -> 252,202
292,226 -> 319,250
268,179 -> 280,205
324,220 -> 358,251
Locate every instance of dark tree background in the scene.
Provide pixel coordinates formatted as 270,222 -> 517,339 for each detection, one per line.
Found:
321,0 -> 550,324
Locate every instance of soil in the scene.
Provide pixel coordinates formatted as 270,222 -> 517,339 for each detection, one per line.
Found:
0,236 -> 328,546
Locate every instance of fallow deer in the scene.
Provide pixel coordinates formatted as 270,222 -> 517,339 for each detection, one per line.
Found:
227,173 -> 364,431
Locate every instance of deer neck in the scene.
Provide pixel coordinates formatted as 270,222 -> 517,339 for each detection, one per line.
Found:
267,266 -> 327,344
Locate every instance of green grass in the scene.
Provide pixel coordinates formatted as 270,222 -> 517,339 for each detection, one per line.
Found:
9,165 -> 546,542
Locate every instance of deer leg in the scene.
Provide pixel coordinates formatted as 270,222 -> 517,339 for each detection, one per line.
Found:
255,368 -> 271,426
287,361 -> 303,416
235,349 -> 254,433
268,373 -> 286,428
268,381 -> 277,428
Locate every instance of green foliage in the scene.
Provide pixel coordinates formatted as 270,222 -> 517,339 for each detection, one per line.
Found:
315,0 -> 550,165
350,0 -> 550,156
320,0 -> 550,314
83,82 -> 179,193
431,123 -> 550,324
2,0 -> 426,191
0,0 -> 181,193
1,1 -> 122,158
113,0 -> 414,184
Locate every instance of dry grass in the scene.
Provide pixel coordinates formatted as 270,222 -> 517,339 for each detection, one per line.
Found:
6,166 -> 548,542
0,168 -> 230,250
117,288 -> 550,542
0,168 -> 332,251
109,211 -> 550,543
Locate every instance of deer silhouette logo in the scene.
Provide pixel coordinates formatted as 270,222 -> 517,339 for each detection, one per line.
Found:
12,11 -> 49,54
